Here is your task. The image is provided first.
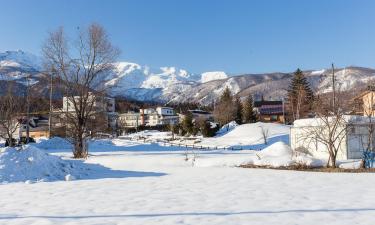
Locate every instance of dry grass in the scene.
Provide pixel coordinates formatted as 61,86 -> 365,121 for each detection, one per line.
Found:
240,164 -> 375,173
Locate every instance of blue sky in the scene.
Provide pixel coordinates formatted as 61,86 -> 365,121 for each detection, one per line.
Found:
0,0 -> 375,74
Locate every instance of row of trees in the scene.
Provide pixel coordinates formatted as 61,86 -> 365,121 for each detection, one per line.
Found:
213,87 -> 257,127
171,113 -> 219,138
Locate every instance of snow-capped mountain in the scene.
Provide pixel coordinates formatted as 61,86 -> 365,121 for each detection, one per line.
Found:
1,49 -> 375,105
105,62 -> 201,98
201,71 -> 228,83
0,50 -> 41,71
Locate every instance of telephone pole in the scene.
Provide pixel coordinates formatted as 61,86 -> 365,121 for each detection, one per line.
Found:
332,63 -> 336,112
25,75 -> 30,144
48,68 -> 54,138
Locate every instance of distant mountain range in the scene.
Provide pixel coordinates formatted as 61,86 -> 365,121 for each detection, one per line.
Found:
0,50 -> 373,105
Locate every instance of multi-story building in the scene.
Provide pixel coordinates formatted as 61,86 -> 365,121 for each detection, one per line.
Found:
63,93 -> 115,114
119,107 -> 179,128
62,92 -> 117,131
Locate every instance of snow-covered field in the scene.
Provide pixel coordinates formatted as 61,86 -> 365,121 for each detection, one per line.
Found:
0,123 -> 374,225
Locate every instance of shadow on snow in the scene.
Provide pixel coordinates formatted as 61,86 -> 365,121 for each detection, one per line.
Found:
1,207 -> 375,220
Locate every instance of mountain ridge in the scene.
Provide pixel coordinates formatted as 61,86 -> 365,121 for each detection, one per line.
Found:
0,50 -> 373,105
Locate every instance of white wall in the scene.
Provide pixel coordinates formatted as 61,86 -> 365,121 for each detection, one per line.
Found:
290,125 -> 348,160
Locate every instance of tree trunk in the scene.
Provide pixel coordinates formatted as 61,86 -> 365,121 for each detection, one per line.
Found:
73,128 -> 88,158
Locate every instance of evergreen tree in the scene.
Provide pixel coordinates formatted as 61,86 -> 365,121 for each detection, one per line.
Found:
287,68 -> 314,121
213,87 -> 236,126
220,86 -> 233,102
181,111 -> 194,135
234,96 -> 243,124
242,95 -> 257,123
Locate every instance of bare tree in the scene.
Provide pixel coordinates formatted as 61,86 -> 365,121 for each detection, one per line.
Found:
359,85 -> 375,168
299,64 -> 349,168
0,83 -> 23,147
42,23 -> 119,158
260,126 -> 269,145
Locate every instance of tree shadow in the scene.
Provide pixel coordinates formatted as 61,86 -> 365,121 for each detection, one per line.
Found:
232,134 -> 289,151
57,159 -> 167,181
1,208 -> 375,220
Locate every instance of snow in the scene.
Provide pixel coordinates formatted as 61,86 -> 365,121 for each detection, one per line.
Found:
0,145 -> 87,183
250,142 -> 324,167
311,69 -> 325,75
201,71 -> 228,83
293,115 -> 368,127
200,122 -> 290,149
0,50 -> 41,70
215,121 -> 238,136
34,137 -> 72,150
105,62 -> 201,98
0,135 -> 373,225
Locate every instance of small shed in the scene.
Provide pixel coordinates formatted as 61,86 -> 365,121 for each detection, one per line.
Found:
290,116 -> 374,160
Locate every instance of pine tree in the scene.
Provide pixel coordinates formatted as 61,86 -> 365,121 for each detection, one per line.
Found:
287,68 -> 314,121
181,112 -> 194,135
242,95 -> 257,123
213,87 -> 236,126
234,96 -> 243,124
220,86 -> 233,102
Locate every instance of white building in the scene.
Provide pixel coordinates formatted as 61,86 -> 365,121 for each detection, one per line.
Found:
62,93 -> 117,130
119,107 -> 179,128
63,93 -> 115,113
290,116 -> 373,160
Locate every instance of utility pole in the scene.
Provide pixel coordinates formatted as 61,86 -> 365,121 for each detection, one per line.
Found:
282,97 -> 285,124
25,75 -> 30,144
332,63 -> 336,112
48,68 -> 54,138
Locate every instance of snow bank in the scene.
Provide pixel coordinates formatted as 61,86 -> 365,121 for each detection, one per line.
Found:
253,142 -> 294,167
0,145 -> 88,183
251,142 -> 323,167
34,137 -> 71,150
200,122 -> 290,149
215,121 -> 238,136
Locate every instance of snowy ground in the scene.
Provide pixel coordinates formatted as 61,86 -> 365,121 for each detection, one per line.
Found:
0,123 -> 374,225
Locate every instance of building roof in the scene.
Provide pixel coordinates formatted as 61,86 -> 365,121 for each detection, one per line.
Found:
189,109 -> 211,115
254,100 -> 283,115
254,100 -> 283,107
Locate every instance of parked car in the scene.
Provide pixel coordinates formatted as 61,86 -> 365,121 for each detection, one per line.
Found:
18,137 -> 36,145
5,138 -> 17,147
5,137 -> 36,147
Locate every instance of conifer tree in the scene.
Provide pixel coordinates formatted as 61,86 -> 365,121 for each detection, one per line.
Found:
181,112 -> 194,135
213,87 -> 236,126
234,96 -> 243,124
287,68 -> 314,121
242,95 -> 257,123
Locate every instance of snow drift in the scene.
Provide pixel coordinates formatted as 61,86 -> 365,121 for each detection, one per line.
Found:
250,142 -> 323,167
0,145 -> 88,183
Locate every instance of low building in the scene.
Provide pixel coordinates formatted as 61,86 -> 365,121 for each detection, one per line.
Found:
189,109 -> 213,121
18,116 -> 49,138
352,86 -> 375,116
254,100 -> 285,123
290,116 -> 372,160
119,106 -> 179,128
